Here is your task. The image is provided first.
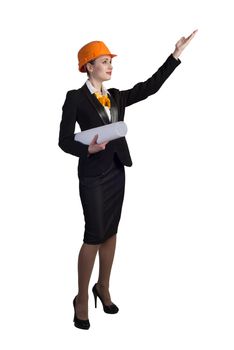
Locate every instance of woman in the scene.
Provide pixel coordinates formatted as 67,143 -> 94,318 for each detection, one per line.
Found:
58,30 -> 198,330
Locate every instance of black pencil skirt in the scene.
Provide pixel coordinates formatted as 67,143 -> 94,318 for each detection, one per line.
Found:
78,154 -> 125,245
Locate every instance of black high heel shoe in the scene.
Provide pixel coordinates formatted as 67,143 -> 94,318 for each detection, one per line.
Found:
73,296 -> 90,330
92,283 -> 119,314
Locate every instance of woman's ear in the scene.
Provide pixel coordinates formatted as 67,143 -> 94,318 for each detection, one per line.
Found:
86,62 -> 92,75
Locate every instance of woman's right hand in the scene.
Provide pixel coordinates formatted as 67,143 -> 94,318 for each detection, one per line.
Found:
88,134 -> 109,155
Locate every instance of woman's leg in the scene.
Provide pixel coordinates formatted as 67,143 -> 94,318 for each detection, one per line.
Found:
75,243 -> 100,320
96,234 -> 117,305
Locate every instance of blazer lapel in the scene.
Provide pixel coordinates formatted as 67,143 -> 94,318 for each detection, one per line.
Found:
81,83 -> 110,125
109,92 -> 118,123
81,83 -> 118,125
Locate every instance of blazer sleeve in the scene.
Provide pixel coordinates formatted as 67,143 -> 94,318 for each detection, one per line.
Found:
119,53 -> 181,107
58,90 -> 89,158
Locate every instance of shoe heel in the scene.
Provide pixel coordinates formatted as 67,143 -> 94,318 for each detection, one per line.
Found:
93,290 -> 97,308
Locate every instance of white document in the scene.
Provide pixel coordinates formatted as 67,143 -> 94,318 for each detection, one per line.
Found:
74,121 -> 128,145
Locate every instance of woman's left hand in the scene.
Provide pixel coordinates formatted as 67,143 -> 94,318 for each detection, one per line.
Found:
173,29 -> 198,59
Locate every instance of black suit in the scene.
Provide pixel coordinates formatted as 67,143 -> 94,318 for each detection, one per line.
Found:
58,53 -> 181,178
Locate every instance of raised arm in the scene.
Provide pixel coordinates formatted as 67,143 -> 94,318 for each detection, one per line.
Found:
119,29 -> 198,107
119,53 -> 181,107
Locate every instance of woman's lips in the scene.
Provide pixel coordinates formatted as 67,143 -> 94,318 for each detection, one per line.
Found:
106,72 -> 112,75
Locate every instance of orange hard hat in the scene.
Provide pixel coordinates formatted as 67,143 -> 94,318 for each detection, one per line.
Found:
77,41 -> 117,73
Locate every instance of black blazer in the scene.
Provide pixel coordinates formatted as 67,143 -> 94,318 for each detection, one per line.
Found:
58,53 -> 181,178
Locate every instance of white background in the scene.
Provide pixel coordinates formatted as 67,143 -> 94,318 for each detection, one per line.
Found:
1,0 -> 234,349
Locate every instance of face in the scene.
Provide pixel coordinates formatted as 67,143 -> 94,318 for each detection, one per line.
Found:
86,55 -> 113,82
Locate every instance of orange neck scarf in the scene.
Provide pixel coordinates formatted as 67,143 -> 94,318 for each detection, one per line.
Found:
94,92 -> 111,109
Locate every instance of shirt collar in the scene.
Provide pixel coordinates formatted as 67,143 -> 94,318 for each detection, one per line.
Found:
85,79 -> 110,96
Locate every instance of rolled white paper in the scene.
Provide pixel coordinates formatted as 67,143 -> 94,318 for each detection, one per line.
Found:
74,121 -> 128,145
